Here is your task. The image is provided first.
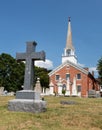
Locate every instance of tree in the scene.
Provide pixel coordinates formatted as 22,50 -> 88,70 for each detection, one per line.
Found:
0,53 -> 51,92
97,56 -> 102,83
34,66 -> 51,89
0,53 -> 25,92
62,88 -> 66,96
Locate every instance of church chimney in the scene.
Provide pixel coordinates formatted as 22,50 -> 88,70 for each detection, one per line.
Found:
92,71 -> 94,76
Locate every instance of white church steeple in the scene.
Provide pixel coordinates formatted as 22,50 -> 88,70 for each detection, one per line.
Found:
62,17 -> 77,64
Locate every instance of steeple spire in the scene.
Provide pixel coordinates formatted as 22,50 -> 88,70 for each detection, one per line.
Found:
62,17 -> 77,64
66,17 -> 74,51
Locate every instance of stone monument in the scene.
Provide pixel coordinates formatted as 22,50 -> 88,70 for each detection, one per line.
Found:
8,41 -> 47,113
0,87 -> 4,95
88,90 -> 96,98
35,78 -> 42,94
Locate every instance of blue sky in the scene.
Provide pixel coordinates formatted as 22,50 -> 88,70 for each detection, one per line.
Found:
0,0 -> 102,75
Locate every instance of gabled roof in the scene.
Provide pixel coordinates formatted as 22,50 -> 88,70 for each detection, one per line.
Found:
48,60 -> 89,76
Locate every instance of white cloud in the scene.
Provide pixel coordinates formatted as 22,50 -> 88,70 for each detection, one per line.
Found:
89,67 -> 98,78
89,67 -> 97,72
78,63 -> 85,67
35,59 -> 53,70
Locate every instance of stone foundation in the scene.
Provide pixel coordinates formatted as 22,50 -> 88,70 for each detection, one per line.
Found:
8,90 -> 47,113
8,99 -> 47,113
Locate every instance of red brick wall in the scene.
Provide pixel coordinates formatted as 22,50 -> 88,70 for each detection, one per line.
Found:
49,64 -> 99,97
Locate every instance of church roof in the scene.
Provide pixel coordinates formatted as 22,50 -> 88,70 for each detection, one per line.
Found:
48,60 -> 89,76
66,17 -> 75,51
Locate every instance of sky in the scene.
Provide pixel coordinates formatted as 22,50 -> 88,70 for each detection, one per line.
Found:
0,0 -> 102,76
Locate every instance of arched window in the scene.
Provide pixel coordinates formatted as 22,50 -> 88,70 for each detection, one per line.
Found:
66,49 -> 71,56
77,73 -> 81,79
66,73 -> 70,80
55,74 -> 60,81
77,85 -> 81,92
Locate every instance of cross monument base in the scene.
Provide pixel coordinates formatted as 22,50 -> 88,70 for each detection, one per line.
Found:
16,90 -> 40,100
8,90 -> 47,113
8,99 -> 46,113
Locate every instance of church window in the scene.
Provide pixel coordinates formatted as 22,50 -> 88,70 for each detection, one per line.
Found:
66,49 -> 71,56
55,75 -> 60,81
77,85 -> 81,92
66,73 -> 70,80
77,73 -> 81,79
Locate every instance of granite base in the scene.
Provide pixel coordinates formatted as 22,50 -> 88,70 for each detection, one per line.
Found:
8,99 -> 47,113
16,90 -> 40,100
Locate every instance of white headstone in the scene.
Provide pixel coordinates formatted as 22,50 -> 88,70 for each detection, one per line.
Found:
45,88 -> 50,95
57,78 -> 63,95
49,81 -> 54,95
65,78 -> 70,96
72,77 -> 77,96
0,87 -> 4,95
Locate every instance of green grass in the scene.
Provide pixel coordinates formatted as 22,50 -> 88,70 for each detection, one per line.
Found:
0,96 -> 102,130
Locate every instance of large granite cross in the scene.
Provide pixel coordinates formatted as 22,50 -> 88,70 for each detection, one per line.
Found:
16,41 -> 45,90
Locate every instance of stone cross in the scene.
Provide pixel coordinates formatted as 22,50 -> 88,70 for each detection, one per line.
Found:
16,41 -> 45,90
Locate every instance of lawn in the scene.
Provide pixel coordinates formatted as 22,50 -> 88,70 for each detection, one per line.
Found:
0,96 -> 102,130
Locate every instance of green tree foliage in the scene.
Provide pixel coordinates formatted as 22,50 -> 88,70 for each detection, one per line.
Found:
0,53 -> 25,92
0,53 -> 51,92
34,66 -> 51,88
97,57 -> 102,83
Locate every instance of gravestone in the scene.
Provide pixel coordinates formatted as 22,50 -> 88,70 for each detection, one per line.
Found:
88,90 -> 100,98
88,90 -> 96,98
8,41 -> 47,113
60,100 -> 76,105
35,78 -> 42,94
0,87 -> 4,95
45,88 -> 50,95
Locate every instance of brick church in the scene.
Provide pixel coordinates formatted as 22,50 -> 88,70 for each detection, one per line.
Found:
48,18 -> 100,97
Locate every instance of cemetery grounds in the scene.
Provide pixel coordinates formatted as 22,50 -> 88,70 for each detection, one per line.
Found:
0,96 -> 102,130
